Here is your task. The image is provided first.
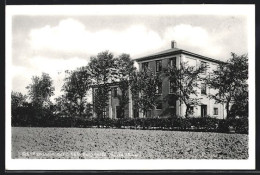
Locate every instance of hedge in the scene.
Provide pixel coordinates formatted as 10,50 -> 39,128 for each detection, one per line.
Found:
12,114 -> 248,134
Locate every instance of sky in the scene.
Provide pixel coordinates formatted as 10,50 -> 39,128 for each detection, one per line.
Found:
10,6 -> 250,101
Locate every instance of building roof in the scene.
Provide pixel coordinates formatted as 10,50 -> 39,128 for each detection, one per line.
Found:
134,47 -> 225,64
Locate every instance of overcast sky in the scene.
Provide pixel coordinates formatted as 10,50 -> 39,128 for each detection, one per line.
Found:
10,8 -> 249,101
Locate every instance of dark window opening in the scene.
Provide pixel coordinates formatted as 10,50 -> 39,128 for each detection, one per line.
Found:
168,96 -> 176,108
201,61 -> 207,74
189,106 -> 194,115
156,60 -> 162,72
156,81 -> 162,94
201,105 -> 207,117
113,87 -> 118,97
156,101 -> 163,109
169,81 -> 176,94
169,57 -> 176,67
214,108 -> 218,115
133,109 -> 139,118
201,83 -> 207,95
116,106 -> 124,118
142,62 -> 149,71
102,108 -> 107,118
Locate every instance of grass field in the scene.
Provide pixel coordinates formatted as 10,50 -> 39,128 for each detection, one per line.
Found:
12,127 -> 248,159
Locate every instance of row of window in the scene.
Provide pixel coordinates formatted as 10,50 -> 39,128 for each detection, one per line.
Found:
155,103 -> 219,116
143,57 -> 177,72
142,58 -> 207,75
99,82 -> 206,100
155,81 -> 207,95
102,105 -> 219,117
185,106 -> 218,115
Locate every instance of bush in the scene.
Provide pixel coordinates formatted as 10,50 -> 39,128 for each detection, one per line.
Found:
217,119 -> 229,133
12,112 -> 248,134
228,117 -> 248,134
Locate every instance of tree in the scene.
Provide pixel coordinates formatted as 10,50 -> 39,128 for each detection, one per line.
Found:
164,61 -> 207,118
11,91 -> 27,124
54,94 -> 75,117
26,72 -> 55,118
92,84 -> 110,118
26,73 -> 55,106
62,66 -> 92,118
89,51 -> 117,118
206,53 -> 248,118
230,89 -> 248,118
114,54 -> 136,118
11,91 -> 27,111
130,70 -> 161,118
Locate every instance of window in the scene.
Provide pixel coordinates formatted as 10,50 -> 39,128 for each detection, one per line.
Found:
214,108 -> 218,115
168,96 -> 176,107
102,108 -> 107,118
156,60 -> 162,72
133,109 -> 139,118
201,61 -> 207,75
189,106 -> 194,115
113,87 -> 118,97
201,83 -> 207,95
156,81 -> 162,94
156,101 -> 162,109
142,62 -> 149,71
169,57 -> 176,67
169,81 -> 176,94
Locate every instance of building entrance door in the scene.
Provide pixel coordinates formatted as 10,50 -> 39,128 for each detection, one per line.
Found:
116,106 -> 120,118
201,105 -> 207,117
116,106 -> 124,118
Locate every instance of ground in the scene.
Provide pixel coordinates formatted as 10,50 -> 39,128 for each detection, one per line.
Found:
12,127 -> 248,159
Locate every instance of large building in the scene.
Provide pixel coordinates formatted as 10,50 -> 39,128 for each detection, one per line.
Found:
92,41 -> 226,119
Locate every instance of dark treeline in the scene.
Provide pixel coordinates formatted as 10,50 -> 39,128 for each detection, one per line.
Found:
11,51 -> 248,133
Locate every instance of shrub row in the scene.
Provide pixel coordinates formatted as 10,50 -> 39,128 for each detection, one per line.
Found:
12,115 -> 248,134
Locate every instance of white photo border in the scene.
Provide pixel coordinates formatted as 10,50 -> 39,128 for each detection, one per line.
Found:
5,4 -> 255,170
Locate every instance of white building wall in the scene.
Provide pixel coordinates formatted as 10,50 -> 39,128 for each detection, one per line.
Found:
131,53 -> 226,119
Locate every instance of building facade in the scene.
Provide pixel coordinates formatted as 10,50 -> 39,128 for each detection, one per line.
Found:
92,41 -> 227,119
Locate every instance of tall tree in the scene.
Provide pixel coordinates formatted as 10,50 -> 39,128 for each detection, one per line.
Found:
164,61 -> 207,118
130,70 -> 161,118
26,72 -> 55,109
114,54 -> 136,118
11,91 -> 27,110
89,51 -> 116,118
11,91 -> 27,118
206,53 -> 248,118
92,84 -> 110,118
62,66 -> 92,118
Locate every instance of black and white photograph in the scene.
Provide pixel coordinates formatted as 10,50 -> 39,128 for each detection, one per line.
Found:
6,5 -> 255,170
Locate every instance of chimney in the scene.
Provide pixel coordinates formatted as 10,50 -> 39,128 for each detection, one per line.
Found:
171,40 -> 177,48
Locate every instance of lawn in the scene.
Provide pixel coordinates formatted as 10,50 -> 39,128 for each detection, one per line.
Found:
12,127 -> 248,159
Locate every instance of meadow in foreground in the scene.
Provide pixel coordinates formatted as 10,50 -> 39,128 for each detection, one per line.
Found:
12,127 -> 248,159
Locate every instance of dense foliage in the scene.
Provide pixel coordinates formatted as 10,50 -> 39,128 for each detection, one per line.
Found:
114,54 -> 136,118
206,53 -> 248,118
88,51 -> 117,118
18,73 -> 55,120
61,66 -> 92,118
130,70 -> 161,118
163,61 -> 207,117
11,115 -> 248,134
11,51 -> 248,134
